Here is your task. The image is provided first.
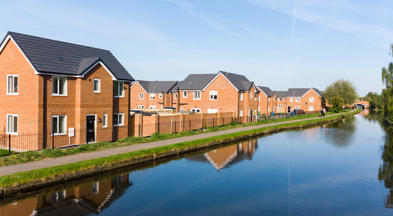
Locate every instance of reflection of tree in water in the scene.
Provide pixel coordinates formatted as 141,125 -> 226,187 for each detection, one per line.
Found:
323,116 -> 356,148
378,119 -> 393,208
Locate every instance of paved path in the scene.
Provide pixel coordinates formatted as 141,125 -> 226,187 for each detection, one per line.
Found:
0,112 -> 354,176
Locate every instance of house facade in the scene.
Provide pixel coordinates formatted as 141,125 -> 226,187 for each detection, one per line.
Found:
273,88 -> 322,113
175,71 -> 259,122
130,80 -> 178,110
0,32 -> 134,150
257,86 -> 276,115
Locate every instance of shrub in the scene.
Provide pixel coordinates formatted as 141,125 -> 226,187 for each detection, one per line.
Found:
330,96 -> 344,113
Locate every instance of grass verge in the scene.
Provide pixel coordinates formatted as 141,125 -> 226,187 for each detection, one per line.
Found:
0,110 -> 360,190
0,111 -> 346,166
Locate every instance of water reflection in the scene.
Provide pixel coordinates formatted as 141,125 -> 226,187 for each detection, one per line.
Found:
323,116 -> 356,147
187,139 -> 257,170
0,173 -> 131,216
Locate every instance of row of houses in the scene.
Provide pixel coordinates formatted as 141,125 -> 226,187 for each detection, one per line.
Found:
131,75 -> 322,117
0,32 -> 322,150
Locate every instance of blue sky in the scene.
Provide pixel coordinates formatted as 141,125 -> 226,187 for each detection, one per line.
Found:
1,0 -> 392,96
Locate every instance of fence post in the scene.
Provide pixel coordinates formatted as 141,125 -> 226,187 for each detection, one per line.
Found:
189,120 -> 191,131
174,121 -> 177,133
52,131 -> 54,149
8,134 -> 11,155
213,118 -> 215,128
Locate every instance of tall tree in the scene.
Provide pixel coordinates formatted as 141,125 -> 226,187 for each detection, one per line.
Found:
324,80 -> 358,105
381,44 -> 393,124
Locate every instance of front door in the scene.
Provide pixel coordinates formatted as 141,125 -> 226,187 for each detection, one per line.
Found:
288,106 -> 291,113
86,115 -> 95,144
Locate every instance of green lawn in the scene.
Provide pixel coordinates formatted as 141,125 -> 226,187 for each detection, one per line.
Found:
0,149 -> 10,157
0,110 -> 360,189
0,109 -> 356,167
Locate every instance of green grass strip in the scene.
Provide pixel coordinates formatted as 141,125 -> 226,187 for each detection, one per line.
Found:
0,110 -> 359,188
0,111 -> 343,166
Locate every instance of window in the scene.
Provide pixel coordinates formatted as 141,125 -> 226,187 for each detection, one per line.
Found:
114,113 -> 124,126
193,91 -> 201,100
114,81 -> 124,97
296,97 -> 301,102
290,97 -> 293,102
159,93 -> 163,99
92,181 -> 99,194
174,93 -> 178,99
209,91 -> 218,100
180,108 -> 184,112
278,104 -> 283,108
150,105 -> 156,109
6,114 -> 18,134
93,79 -> 100,93
191,108 -> 201,113
309,106 -> 314,111
138,92 -> 144,100
137,104 -> 144,109
309,97 -> 314,102
52,115 -> 66,135
150,93 -> 156,100
52,76 -> 67,96
268,98 -> 270,102
103,114 -> 107,128
268,107 -> 271,112
239,110 -> 243,117
255,93 -> 257,101
240,93 -> 243,101
7,75 -> 18,95
295,105 -> 300,110
250,92 -> 253,99
183,91 -> 187,98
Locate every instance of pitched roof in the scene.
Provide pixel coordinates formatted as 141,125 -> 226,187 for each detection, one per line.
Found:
137,80 -> 178,93
275,88 -> 322,98
275,91 -> 288,98
177,74 -> 216,90
258,86 -> 274,97
4,31 -> 134,81
220,71 -> 254,91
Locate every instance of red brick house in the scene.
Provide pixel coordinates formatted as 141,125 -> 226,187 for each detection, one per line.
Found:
0,32 -> 134,150
130,80 -> 178,110
274,88 -> 322,113
175,71 -> 259,122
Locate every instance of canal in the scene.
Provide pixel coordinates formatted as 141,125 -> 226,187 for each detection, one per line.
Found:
1,111 -> 392,215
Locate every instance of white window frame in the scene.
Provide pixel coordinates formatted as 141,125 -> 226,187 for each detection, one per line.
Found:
159,93 -> 163,99
52,115 -> 67,135
309,106 -> 314,111
295,105 -> 300,110
174,93 -> 178,99
183,91 -> 188,98
309,97 -> 314,103
6,114 -> 18,135
103,114 -> 108,128
150,93 -> 156,100
290,97 -> 293,102
250,92 -> 253,99
239,110 -> 243,117
193,91 -> 201,100
209,90 -> 218,100
138,92 -> 144,100
180,108 -> 184,112
137,104 -> 145,109
240,93 -> 243,101
52,76 -> 67,96
93,79 -> 101,93
114,113 -> 124,126
296,97 -> 301,102
150,105 -> 157,109
92,181 -> 99,194
114,81 -> 124,98
6,75 -> 18,95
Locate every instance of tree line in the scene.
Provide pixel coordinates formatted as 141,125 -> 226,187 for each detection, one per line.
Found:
363,44 -> 393,126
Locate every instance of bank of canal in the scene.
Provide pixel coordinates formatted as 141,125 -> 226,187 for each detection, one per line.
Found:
0,111 -> 392,215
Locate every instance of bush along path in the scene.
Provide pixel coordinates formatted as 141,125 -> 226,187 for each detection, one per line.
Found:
0,109 -> 361,195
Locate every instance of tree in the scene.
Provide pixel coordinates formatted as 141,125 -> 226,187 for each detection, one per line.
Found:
363,92 -> 382,112
330,96 -> 344,113
382,44 -> 393,125
324,80 -> 358,105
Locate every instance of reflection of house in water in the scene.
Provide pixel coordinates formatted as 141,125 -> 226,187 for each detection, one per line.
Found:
188,139 -> 258,170
0,173 -> 131,216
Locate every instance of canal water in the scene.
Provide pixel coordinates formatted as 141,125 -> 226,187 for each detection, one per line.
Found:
1,111 -> 393,216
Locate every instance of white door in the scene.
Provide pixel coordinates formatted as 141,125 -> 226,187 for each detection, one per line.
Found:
208,109 -> 218,113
